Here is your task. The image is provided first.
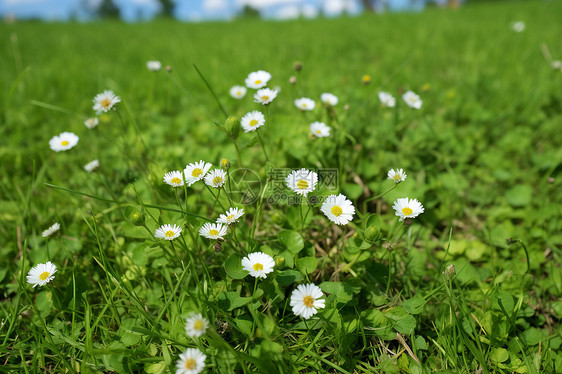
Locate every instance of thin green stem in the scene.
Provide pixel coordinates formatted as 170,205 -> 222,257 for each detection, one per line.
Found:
256,129 -> 270,162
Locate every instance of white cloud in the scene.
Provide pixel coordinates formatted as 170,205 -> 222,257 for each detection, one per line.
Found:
275,4 -> 299,19
236,0 -> 302,10
301,4 -> 317,18
130,0 -> 158,5
323,0 -> 359,16
4,0 -> 47,5
202,0 -> 228,11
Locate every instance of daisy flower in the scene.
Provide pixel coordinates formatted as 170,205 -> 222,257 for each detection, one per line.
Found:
387,168 -> 407,183
163,170 -> 185,187
204,169 -> 227,188
217,207 -> 245,225
552,60 -> 562,70
294,97 -> 315,111
84,159 -> 99,173
241,111 -> 265,133
27,261 -> 57,288
253,88 -> 278,105
184,160 -> 212,186
229,85 -> 247,99
310,122 -> 331,138
146,60 -> 162,71
285,169 -> 318,196
321,194 -> 355,225
154,224 -> 182,240
42,222 -> 60,238
185,313 -> 209,338
378,92 -> 396,107
392,198 -> 424,222
290,283 -> 325,319
245,70 -> 271,89
92,90 -> 120,113
320,93 -> 338,106
402,91 -> 422,109
241,252 -> 275,279
511,21 -> 525,32
49,132 -> 79,152
176,348 -> 206,374
199,223 -> 227,240
84,117 -> 99,129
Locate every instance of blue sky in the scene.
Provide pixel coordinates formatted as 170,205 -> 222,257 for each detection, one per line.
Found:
0,0 -> 433,21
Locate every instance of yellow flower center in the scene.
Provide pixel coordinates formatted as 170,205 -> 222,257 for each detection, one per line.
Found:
302,103 -> 307,107
165,230 -> 175,237
61,140 -> 69,146
185,358 -> 196,370
192,168 -> 203,177
331,206 -> 343,217
316,130 -> 321,134
101,98 -> 111,108
249,119 -> 258,127
237,91 -> 241,95
39,271 -> 50,281
253,263 -> 263,271
296,179 -> 309,189
262,96 -> 269,101
393,174 -> 401,181
212,176 -> 223,185
303,295 -> 314,307
402,207 -> 413,216
171,177 -> 182,184
227,214 -> 234,220
255,79 -> 261,84
193,320 -> 204,331
209,229 -> 219,236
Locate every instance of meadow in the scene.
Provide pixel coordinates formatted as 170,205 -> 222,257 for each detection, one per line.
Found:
1,0 -> 562,372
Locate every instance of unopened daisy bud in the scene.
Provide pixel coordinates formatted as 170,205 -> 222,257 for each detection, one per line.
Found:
275,256 -> 285,268
293,61 -> 303,71
166,65 -> 172,72
220,158 -> 231,170
225,116 -> 240,139
548,177 -> 555,183
362,74 -> 371,85
364,225 -> 381,242
289,76 -> 297,85
343,104 -> 350,111
443,264 -> 456,277
131,211 -> 145,226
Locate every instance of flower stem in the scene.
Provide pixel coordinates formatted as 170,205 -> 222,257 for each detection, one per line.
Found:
256,129 -> 269,162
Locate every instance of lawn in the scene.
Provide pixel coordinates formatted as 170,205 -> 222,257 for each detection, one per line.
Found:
1,1 -> 562,372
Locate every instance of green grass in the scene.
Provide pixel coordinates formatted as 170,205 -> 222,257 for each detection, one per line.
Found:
1,1 -> 562,372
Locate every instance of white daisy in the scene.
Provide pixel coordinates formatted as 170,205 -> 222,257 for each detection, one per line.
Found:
241,252 -> 275,279
49,132 -> 79,152
552,60 -> 562,70
320,194 -> 355,225
294,97 -> 315,111
320,93 -> 338,106
184,160 -> 212,186
402,91 -> 422,110
184,313 -> 209,338
387,168 -> 407,183
512,21 -> 525,33
229,85 -> 247,99
84,117 -> 99,129
84,159 -> 100,173
163,171 -> 185,187
42,222 -> 60,238
217,207 -> 245,225
204,169 -> 227,188
392,197 -> 424,222
285,169 -> 318,196
154,224 -> 182,240
146,60 -> 161,71
199,223 -> 227,240
378,91 -> 396,107
309,122 -> 331,138
26,261 -> 57,288
253,88 -> 278,105
92,90 -> 120,113
245,70 -> 271,89
290,283 -> 325,319
241,111 -> 265,133
175,348 -> 206,374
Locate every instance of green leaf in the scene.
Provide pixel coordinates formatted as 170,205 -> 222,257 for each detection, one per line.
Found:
362,309 -> 394,340
414,335 -> 428,350
386,307 -> 416,334
319,281 -> 354,303
278,230 -> 304,254
276,270 -> 303,286
403,295 -> 427,315
490,347 -> 509,363
296,256 -> 318,275
224,254 -> 248,279
217,291 -> 252,311
505,185 -> 533,207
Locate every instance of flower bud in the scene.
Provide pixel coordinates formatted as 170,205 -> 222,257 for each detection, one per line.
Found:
442,264 -> 456,277
289,76 -> 297,85
131,211 -> 145,226
362,74 -> 371,85
225,116 -> 240,139
293,62 -> 303,71
220,158 -> 231,171
364,225 -> 381,242
275,257 -> 285,268
166,65 -> 172,73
